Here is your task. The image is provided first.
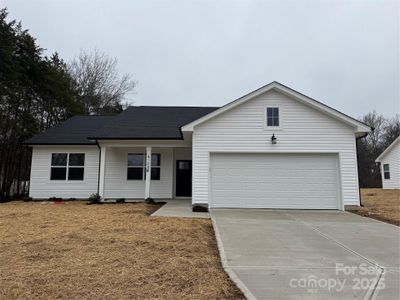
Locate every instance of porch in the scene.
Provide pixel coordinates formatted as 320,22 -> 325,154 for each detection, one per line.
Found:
151,199 -> 210,218
98,141 -> 193,200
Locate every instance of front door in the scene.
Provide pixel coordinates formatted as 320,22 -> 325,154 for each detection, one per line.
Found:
176,160 -> 192,197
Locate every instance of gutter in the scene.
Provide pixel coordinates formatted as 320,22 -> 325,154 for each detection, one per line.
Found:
355,129 -> 372,207
86,137 -> 183,140
95,141 -> 101,195
356,131 -> 370,140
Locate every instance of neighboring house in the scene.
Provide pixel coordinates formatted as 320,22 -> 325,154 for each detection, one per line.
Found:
375,136 -> 400,189
25,82 -> 371,210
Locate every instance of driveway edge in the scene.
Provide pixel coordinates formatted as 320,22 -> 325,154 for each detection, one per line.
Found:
210,214 -> 257,300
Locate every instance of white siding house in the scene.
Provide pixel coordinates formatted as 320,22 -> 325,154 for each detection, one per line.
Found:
29,144 -> 193,200
29,146 -> 100,199
27,82 -> 371,210
376,137 -> 400,189
103,147 -> 174,199
184,89 -> 364,209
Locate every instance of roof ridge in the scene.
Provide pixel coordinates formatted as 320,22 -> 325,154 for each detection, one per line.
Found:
126,105 -> 220,108
72,114 -> 116,117
376,136 -> 400,161
181,81 -> 371,132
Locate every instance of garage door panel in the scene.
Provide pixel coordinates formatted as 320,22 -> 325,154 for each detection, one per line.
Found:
210,153 -> 340,209
212,155 -> 335,166
213,166 -> 336,178
218,173 -> 337,182
212,184 -> 337,194
212,189 -> 338,197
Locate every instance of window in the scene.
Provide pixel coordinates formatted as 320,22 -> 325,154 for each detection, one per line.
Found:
178,161 -> 190,170
127,153 -> 161,180
50,153 -> 84,180
127,154 -> 145,180
151,154 -> 161,180
383,164 -> 390,180
51,153 -> 67,180
267,107 -> 279,127
68,154 -> 85,180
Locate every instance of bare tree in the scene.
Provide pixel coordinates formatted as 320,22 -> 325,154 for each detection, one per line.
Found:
361,110 -> 386,150
357,111 -> 400,188
357,111 -> 385,188
68,49 -> 136,114
382,114 -> 400,148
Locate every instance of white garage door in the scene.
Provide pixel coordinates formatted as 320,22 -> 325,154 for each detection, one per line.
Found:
210,153 -> 340,209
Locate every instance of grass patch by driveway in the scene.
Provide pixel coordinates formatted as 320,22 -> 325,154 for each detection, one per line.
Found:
349,188 -> 400,226
0,201 -> 243,299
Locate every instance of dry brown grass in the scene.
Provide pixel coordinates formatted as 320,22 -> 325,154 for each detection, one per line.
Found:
349,188 -> 400,226
0,201 -> 243,299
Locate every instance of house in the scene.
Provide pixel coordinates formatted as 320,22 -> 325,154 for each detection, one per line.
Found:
25,81 -> 371,210
375,136 -> 400,189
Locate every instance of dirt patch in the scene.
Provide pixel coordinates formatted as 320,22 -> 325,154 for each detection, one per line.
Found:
348,188 -> 400,226
0,201 -> 244,299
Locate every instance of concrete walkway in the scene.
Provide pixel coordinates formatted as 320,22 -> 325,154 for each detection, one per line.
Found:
211,209 -> 400,300
151,199 -> 210,218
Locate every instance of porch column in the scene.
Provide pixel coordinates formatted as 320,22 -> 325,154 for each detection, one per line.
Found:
98,146 -> 107,198
145,146 -> 152,199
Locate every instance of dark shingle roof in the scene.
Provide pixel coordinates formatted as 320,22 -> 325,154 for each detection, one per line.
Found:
89,106 -> 219,140
24,116 -> 115,145
24,106 -> 219,145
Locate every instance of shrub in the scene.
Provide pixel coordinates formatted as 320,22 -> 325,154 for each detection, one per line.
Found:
49,197 -> 62,202
87,193 -> 102,205
116,198 -> 125,204
145,198 -> 157,205
192,205 -> 208,212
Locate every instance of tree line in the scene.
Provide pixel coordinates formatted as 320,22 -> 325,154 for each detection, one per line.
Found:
0,8 -> 135,201
357,112 -> 400,188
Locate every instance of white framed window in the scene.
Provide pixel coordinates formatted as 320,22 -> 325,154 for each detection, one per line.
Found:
266,107 -> 279,127
383,164 -> 390,180
50,153 -> 85,181
127,153 -> 145,180
151,154 -> 161,180
127,153 -> 161,180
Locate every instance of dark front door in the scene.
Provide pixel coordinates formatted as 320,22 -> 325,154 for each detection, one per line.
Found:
176,160 -> 192,197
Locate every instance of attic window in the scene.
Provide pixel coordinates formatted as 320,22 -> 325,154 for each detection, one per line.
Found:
267,107 -> 279,127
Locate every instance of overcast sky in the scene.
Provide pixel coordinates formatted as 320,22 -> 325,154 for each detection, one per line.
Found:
2,0 -> 399,118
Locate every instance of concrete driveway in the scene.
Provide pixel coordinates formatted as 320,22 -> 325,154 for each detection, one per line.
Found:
211,209 -> 400,300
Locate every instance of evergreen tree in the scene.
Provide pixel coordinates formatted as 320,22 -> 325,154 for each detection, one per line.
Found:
0,8 -> 83,200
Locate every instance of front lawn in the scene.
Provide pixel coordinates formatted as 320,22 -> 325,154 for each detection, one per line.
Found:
349,188 -> 400,226
0,201 -> 243,299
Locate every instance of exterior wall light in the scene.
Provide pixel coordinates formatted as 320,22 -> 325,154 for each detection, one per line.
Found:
271,133 -> 277,144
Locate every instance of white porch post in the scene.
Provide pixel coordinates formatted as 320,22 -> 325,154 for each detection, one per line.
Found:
98,146 -> 107,198
145,146 -> 152,199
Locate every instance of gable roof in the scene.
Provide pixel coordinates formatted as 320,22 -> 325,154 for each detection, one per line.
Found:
24,116 -> 115,145
181,81 -> 371,134
375,136 -> 400,162
87,106 -> 219,140
24,106 -> 218,145
25,81 -> 371,145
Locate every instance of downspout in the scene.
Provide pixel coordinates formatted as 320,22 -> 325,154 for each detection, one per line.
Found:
96,141 -> 101,195
355,129 -> 373,207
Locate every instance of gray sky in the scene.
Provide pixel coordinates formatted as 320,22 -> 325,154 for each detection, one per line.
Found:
2,0 -> 399,118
